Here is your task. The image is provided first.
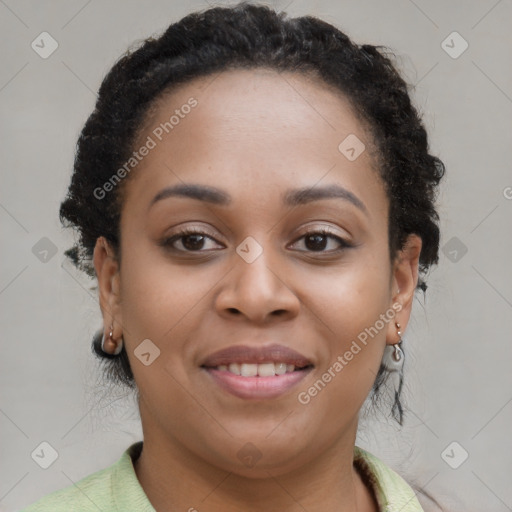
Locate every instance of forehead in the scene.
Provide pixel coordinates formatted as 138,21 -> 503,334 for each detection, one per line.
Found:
142,68 -> 369,148
120,68 -> 385,218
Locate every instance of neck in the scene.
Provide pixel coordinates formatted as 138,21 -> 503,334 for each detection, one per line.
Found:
133,417 -> 378,512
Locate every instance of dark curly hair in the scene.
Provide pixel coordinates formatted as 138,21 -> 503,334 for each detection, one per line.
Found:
59,2 -> 445,432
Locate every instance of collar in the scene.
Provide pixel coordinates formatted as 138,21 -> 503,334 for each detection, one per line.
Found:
353,446 -> 424,511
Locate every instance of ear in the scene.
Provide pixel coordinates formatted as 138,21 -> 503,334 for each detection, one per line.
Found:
386,234 -> 422,345
93,236 -> 123,353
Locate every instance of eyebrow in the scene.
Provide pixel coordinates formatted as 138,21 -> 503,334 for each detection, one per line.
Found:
283,184 -> 367,213
149,183 -> 231,210
148,183 -> 368,214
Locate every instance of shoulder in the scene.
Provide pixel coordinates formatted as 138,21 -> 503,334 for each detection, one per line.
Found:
20,442 -> 152,512
20,465 -> 116,512
354,446 -> 425,512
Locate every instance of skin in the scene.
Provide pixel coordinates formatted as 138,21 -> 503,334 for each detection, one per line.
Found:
94,68 -> 422,512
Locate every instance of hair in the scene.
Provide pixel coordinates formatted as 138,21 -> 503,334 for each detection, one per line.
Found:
60,2 -> 445,428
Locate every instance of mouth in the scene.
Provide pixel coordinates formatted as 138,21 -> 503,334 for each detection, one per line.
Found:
200,344 -> 314,400
203,361 -> 312,376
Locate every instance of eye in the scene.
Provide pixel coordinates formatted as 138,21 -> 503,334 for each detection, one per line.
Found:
289,228 -> 351,253
160,226 -> 351,254
160,227 -> 224,252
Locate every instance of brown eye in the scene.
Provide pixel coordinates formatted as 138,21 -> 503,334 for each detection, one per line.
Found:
290,229 -> 350,253
179,233 -> 208,251
160,228 -> 224,252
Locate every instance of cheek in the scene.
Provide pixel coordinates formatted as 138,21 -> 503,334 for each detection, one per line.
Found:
117,252 -> 202,408
298,251 -> 391,397
119,241 -> 203,336
118,242 -> 221,383
302,248 -> 391,338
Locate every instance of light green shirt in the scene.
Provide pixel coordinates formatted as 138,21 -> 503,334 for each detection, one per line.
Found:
21,442 -> 424,511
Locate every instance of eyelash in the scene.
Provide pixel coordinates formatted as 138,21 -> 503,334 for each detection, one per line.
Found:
159,226 -> 351,254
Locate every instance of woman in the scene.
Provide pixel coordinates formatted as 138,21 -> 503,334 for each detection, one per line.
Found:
22,2 -> 445,511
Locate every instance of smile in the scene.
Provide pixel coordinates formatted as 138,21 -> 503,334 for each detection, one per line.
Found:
212,362 -> 302,377
200,343 -> 314,399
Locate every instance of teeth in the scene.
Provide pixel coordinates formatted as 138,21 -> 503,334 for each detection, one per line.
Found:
275,363 -> 287,375
257,363 -> 276,377
228,363 -> 241,375
216,362 -> 299,376
240,363 -> 258,377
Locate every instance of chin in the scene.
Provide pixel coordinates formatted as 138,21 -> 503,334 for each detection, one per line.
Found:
198,438 -> 313,479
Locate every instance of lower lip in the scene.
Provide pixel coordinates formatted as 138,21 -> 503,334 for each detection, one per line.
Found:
203,367 -> 312,400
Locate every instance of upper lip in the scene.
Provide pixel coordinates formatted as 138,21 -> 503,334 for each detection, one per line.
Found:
201,343 -> 314,368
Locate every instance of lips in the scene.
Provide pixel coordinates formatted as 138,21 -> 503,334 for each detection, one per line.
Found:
200,343 -> 314,400
200,343 -> 314,369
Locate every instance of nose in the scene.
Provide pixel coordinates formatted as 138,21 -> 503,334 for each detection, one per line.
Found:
214,245 -> 300,325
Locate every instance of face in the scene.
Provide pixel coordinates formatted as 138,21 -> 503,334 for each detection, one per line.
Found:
94,68 -> 421,477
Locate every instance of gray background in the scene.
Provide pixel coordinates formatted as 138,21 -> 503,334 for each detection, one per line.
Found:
1,1 -> 511,511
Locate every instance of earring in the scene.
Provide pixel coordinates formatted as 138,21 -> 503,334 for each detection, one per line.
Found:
380,321 -> 405,424
101,324 -> 123,355
382,322 -> 404,371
